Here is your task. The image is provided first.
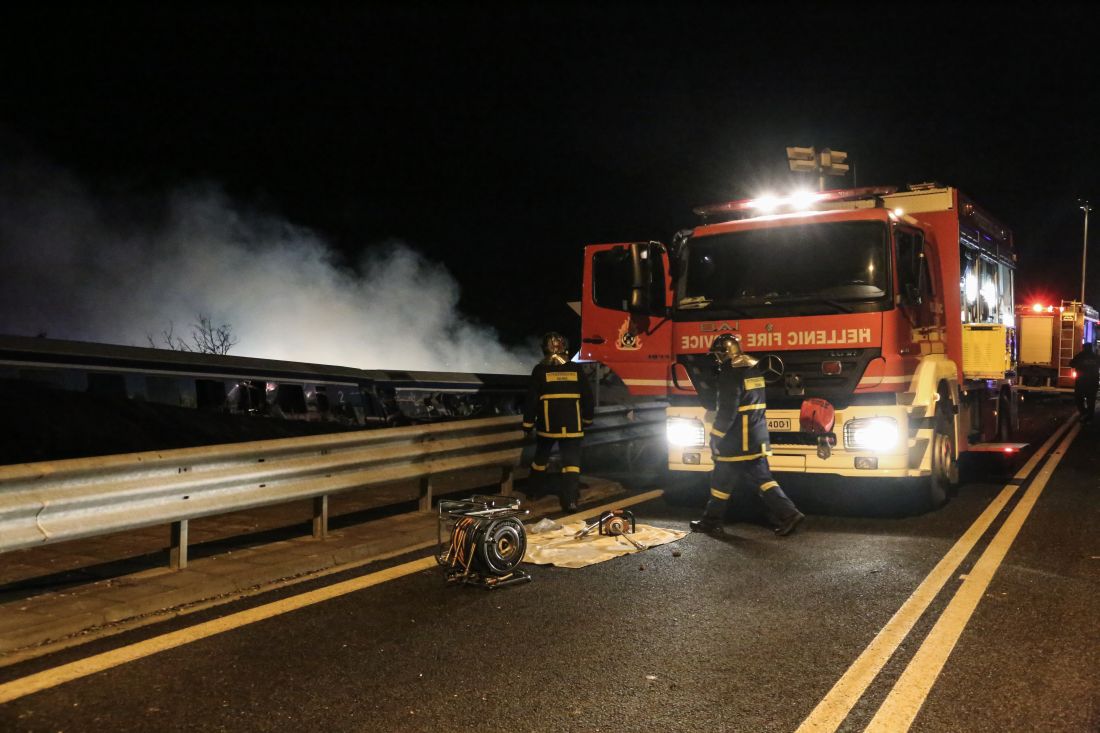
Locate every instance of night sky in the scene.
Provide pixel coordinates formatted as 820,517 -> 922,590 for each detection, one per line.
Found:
3,2 -> 1099,357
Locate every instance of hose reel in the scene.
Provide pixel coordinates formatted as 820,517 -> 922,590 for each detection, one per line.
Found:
437,495 -> 532,589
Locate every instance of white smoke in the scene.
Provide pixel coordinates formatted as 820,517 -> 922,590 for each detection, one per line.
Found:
0,157 -> 537,373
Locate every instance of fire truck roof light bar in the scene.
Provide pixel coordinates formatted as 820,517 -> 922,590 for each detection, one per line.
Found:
693,186 -> 899,219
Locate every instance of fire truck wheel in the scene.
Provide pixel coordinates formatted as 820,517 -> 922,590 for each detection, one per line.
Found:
926,403 -> 958,509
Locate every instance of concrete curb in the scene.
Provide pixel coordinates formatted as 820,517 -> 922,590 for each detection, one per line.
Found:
0,478 -> 628,661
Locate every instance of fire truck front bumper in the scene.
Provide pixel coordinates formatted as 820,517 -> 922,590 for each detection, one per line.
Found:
666,406 -> 929,479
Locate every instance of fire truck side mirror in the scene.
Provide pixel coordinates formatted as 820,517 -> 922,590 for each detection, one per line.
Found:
628,242 -> 652,314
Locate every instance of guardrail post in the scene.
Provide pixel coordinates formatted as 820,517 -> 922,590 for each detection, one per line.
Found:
418,476 -> 433,512
170,520 -> 189,570
312,495 -> 329,539
625,440 -> 643,474
500,466 -> 514,496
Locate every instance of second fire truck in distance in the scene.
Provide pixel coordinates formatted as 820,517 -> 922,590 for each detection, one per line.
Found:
1015,300 -> 1098,389
579,184 -> 1020,507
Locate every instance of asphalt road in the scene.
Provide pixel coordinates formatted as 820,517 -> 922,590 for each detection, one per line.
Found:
1,403 -> 1096,732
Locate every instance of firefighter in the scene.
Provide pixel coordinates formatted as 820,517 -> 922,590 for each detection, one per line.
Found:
690,334 -> 805,536
1069,342 -> 1100,423
522,332 -> 595,512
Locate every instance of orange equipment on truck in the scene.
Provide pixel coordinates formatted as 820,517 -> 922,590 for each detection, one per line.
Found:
579,183 -> 1023,508
1015,300 -> 1099,390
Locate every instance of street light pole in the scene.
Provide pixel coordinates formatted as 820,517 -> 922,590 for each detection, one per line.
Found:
1081,201 -> 1092,305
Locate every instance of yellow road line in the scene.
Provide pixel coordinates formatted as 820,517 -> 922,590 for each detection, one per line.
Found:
0,536 -> 442,671
864,421 -> 1081,731
795,416 -> 1077,732
0,488 -> 665,705
0,556 -> 438,705
559,489 -> 665,525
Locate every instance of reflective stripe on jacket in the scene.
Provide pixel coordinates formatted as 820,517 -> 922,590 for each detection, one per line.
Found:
709,362 -> 771,461
522,362 -> 595,438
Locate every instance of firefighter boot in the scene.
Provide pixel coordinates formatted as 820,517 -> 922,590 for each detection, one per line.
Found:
559,473 -> 580,513
774,511 -> 805,537
759,485 -> 804,536
524,469 -> 546,501
690,500 -> 725,535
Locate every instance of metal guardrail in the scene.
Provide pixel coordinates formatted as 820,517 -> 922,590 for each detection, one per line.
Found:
0,403 -> 665,568
572,402 -> 667,472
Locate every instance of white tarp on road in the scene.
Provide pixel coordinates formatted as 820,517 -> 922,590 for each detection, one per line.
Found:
522,520 -> 687,569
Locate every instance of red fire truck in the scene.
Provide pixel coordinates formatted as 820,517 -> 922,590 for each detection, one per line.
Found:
1015,300 -> 1098,389
579,184 -> 1020,506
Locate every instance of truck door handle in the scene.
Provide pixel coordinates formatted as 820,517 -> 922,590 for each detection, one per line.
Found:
671,362 -> 689,390
583,336 -> 605,344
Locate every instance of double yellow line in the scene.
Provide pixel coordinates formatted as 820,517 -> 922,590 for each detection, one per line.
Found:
797,416 -> 1081,732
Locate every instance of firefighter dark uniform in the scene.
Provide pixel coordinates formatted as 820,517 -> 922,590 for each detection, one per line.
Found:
1069,345 -> 1100,423
523,333 -> 594,512
691,334 -> 805,536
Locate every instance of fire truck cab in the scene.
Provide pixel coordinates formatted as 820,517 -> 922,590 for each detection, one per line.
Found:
579,184 -> 1020,507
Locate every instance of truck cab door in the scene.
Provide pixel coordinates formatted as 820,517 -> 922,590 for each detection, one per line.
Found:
896,225 -> 945,349
580,242 -> 673,397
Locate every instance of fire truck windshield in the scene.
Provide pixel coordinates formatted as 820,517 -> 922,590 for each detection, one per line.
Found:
676,220 -> 889,316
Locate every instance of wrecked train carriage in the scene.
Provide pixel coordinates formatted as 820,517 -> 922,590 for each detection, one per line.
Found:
0,334 -> 527,427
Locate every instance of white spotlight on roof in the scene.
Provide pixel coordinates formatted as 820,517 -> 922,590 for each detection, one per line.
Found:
788,190 -> 821,210
750,194 -> 780,213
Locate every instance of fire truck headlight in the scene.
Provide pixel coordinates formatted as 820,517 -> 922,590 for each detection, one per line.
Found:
844,417 -> 900,452
667,418 -> 706,447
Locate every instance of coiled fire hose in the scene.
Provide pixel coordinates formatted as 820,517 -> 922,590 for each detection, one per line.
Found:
445,516 -> 527,577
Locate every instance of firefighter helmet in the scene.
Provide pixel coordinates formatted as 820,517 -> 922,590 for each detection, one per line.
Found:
541,332 -> 569,366
709,334 -> 758,368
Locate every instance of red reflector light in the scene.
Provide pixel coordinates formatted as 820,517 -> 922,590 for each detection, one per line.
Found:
1072,369 -> 1078,379
821,360 -> 842,375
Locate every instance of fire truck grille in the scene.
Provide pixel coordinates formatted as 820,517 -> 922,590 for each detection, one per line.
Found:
770,429 -> 822,444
